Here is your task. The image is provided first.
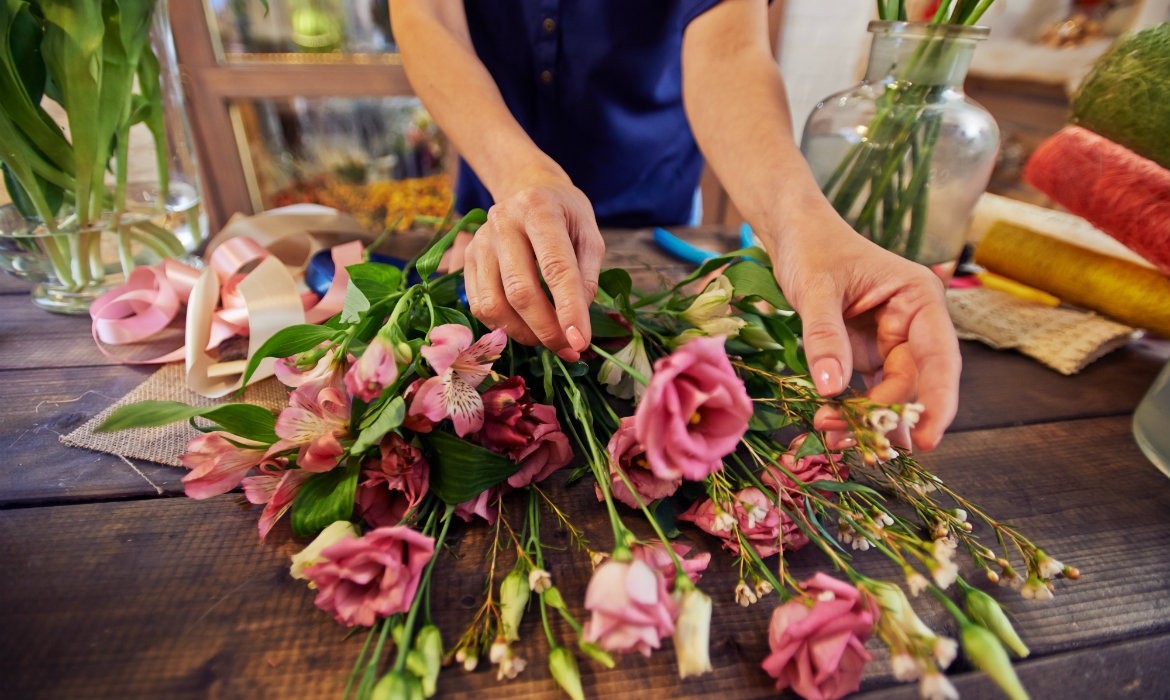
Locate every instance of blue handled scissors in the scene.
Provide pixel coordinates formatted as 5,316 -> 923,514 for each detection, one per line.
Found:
653,222 -> 758,264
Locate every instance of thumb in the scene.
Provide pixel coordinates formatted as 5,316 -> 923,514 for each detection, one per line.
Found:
796,293 -> 853,397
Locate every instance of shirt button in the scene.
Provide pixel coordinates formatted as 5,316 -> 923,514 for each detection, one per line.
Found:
540,69 -> 553,84
542,17 -> 556,33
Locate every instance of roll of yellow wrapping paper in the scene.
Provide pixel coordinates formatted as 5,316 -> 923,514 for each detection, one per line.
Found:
974,221 -> 1170,338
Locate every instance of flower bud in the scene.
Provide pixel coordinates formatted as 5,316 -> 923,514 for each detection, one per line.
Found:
960,622 -> 1030,700
548,646 -> 585,700
528,567 -> 552,593
577,640 -> 616,669
673,588 -> 713,678
964,588 -> 1030,658
541,585 -> 568,611
499,569 -> 531,641
736,313 -> 783,351
289,520 -> 360,582
410,624 -> 443,697
371,671 -> 424,700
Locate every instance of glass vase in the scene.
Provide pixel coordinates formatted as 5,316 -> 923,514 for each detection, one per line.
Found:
800,21 -> 1000,267
0,0 -> 205,314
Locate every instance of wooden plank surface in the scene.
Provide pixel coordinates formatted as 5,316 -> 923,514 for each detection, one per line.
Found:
3,414 -> 1169,700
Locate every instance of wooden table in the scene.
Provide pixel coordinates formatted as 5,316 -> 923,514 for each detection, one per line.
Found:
2,227 -> 1169,700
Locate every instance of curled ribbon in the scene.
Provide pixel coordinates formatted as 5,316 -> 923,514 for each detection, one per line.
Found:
90,204 -> 370,397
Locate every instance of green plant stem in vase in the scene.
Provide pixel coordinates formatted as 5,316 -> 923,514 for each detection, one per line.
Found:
800,0 -> 1000,267
0,0 -> 204,313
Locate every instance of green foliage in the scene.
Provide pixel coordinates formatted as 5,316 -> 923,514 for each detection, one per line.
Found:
420,430 -> 522,505
96,399 -> 277,443
290,462 -> 359,537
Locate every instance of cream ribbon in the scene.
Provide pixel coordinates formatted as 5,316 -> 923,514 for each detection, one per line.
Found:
90,204 -> 371,397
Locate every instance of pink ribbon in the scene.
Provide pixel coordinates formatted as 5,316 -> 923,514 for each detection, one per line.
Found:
90,205 -> 369,396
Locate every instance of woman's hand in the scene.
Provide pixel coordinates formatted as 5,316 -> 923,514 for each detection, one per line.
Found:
775,222 -> 962,452
460,181 -> 605,362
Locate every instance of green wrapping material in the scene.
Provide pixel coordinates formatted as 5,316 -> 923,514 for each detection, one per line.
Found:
1070,22 -> 1170,170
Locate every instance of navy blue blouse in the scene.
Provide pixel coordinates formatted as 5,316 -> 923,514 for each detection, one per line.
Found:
456,0 -> 723,227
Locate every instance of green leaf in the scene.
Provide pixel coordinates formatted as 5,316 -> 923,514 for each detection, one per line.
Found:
240,324 -> 339,387
340,277 -> 371,324
748,407 -> 794,432
723,260 -> 790,310
347,261 -> 404,304
597,268 -> 631,299
420,430 -> 522,505
587,305 -> 631,338
96,400 -> 278,442
413,209 -> 486,280
290,462 -> 359,537
649,497 -> 681,539
803,479 -> 883,497
795,431 -> 826,458
433,305 -> 470,328
352,397 -> 405,454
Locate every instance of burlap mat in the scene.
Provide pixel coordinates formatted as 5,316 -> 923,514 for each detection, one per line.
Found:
61,362 -> 289,467
947,286 -> 1136,375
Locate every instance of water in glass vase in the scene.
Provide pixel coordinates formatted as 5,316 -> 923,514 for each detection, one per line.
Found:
801,21 -> 1000,267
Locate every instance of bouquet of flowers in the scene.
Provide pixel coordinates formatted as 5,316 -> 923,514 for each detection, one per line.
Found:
99,211 -> 1073,700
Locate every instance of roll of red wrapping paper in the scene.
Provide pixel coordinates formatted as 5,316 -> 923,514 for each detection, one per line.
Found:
974,220 -> 1170,338
1024,125 -> 1170,276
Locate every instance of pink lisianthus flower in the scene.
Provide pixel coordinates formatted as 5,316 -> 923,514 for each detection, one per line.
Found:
631,541 -> 711,586
505,405 -> 573,488
475,376 -> 573,488
453,485 -> 501,525
180,431 -> 275,500
634,335 -> 752,482
344,335 -> 399,403
762,573 -> 878,700
679,486 -> 808,558
581,557 -> 677,656
596,416 -> 680,509
408,324 -> 507,437
269,379 -> 350,472
354,433 -> 430,528
303,525 -> 435,627
762,433 -> 849,496
242,463 -> 306,541
274,343 -> 343,388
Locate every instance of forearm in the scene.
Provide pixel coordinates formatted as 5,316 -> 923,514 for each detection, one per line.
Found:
682,0 -> 852,259
390,0 -> 570,201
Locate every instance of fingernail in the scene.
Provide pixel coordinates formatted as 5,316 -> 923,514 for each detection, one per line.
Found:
566,325 -> 587,351
813,358 -> 844,396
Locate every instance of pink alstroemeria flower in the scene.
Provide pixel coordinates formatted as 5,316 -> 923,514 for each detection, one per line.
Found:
408,324 -> 507,437
344,335 -> 399,403
270,379 -> 350,472
242,464 -> 306,541
634,335 -> 752,482
582,557 -> 677,656
762,573 -> 878,700
304,525 -> 436,627
275,343 -> 343,388
180,431 -> 274,500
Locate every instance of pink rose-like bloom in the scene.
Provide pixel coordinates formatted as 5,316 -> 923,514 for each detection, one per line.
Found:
344,335 -> 399,403
355,433 -> 430,528
634,335 -> 752,482
631,541 -> 711,586
680,486 -> 808,558
304,525 -> 435,627
270,379 -> 350,472
453,486 -> 501,525
762,433 -> 849,496
596,416 -> 680,509
180,431 -> 274,500
408,324 -> 507,436
583,557 -> 677,656
762,573 -> 878,700
475,376 -> 573,488
505,405 -> 573,488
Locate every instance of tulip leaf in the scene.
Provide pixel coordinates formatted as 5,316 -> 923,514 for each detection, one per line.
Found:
290,461 -> 359,537
420,430 -> 522,505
